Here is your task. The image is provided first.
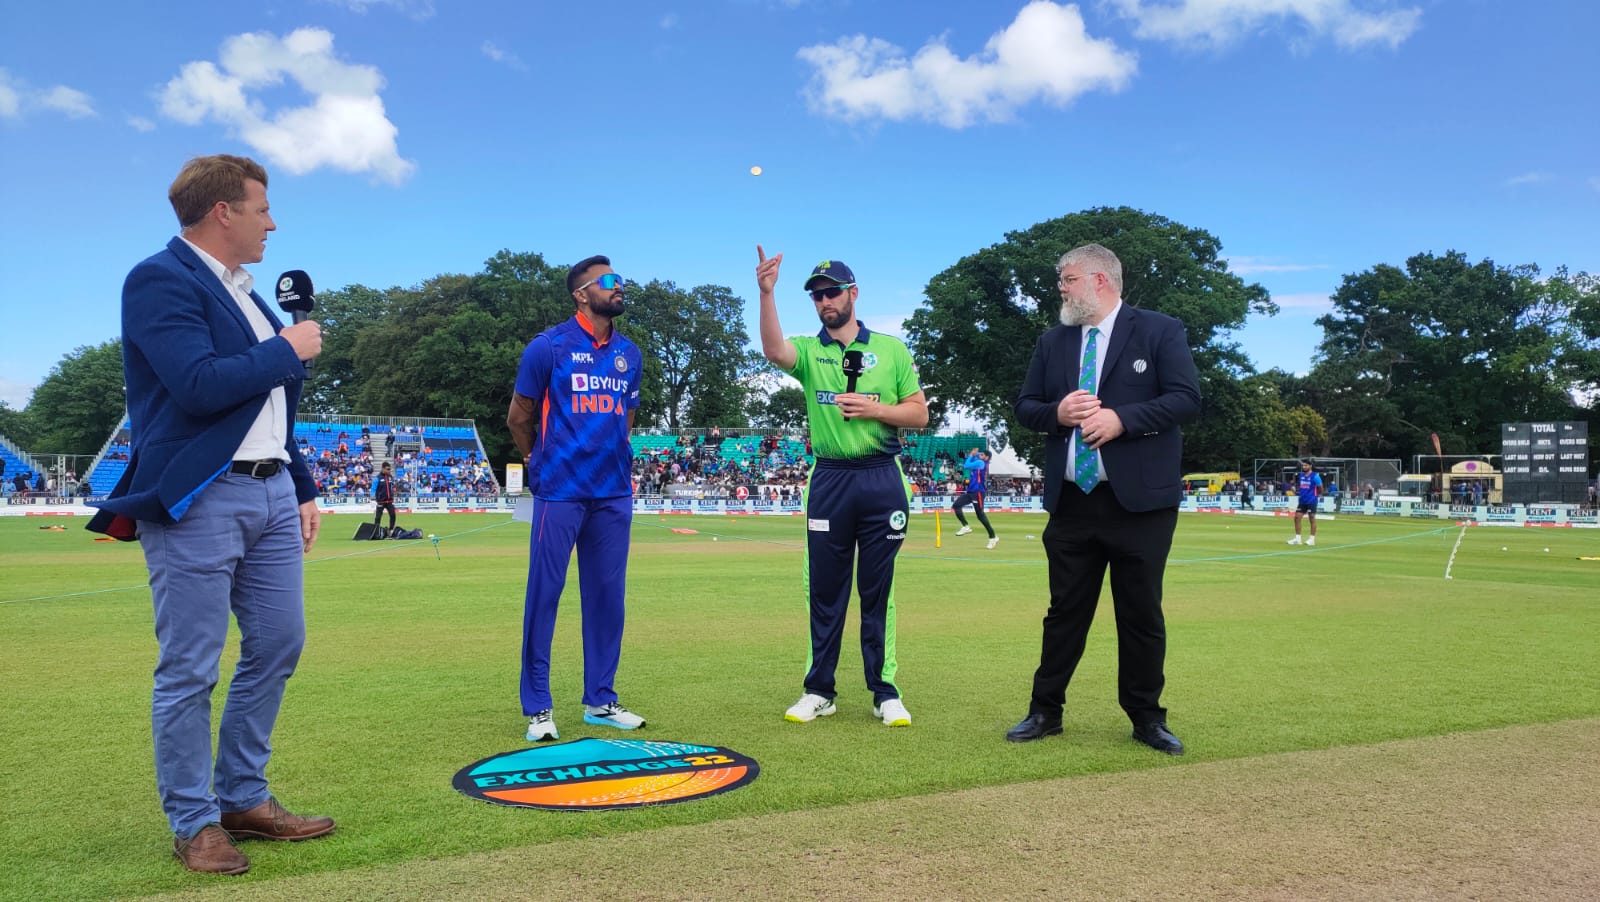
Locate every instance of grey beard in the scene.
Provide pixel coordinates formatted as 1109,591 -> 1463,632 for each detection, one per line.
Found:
1059,296 -> 1097,326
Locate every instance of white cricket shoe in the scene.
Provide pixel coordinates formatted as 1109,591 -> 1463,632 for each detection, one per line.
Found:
874,698 -> 912,727
1307,536 -> 1316,546
1286,536 -> 1302,545
955,526 -> 973,536
986,537 -> 999,550
584,702 -> 645,730
526,709 -> 558,742
784,693 -> 837,723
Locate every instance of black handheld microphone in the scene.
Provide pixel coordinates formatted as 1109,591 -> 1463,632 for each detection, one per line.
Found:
275,270 -> 315,323
840,350 -> 864,420
275,270 -> 317,371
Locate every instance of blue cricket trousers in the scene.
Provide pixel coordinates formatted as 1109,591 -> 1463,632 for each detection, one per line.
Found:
520,496 -> 631,714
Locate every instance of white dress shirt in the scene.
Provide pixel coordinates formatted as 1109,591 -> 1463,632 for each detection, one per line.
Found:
181,238 -> 289,463
1066,301 -> 1121,486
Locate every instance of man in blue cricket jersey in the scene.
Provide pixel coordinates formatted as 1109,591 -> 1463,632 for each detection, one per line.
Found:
1286,458 -> 1322,546
952,448 -> 998,549
506,255 -> 645,742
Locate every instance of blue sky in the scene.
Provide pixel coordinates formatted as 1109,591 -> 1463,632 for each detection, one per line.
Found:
3,0 -> 1597,411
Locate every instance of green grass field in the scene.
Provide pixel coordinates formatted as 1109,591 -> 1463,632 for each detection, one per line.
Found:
2,510 -> 1597,899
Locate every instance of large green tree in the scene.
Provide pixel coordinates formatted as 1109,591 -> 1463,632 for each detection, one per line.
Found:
1306,253 -> 1598,462
330,252 -> 762,463
301,284 -> 392,414
0,401 -> 36,448
753,385 -> 809,430
904,206 -> 1275,471
26,339 -> 125,454
622,280 -> 757,430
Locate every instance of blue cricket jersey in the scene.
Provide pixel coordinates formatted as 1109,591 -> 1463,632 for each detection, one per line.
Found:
962,455 -> 988,494
514,314 -> 642,500
1296,471 -> 1322,505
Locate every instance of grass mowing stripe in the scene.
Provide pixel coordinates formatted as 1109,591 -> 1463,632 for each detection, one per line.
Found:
138,718 -> 1600,901
2,511 -> 1597,899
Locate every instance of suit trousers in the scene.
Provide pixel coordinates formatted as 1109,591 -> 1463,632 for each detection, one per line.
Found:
1030,482 -> 1177,726
519,496 -> 631,714
138,470 -> 307,839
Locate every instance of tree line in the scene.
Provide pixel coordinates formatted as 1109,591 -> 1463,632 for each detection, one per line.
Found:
4,208 -> 1595,474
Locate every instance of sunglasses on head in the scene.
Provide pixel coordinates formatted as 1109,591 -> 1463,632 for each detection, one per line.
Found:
809,283 -> 854,302
576,273 -> 624,292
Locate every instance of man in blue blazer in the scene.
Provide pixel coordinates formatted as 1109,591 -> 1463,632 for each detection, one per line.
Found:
87,155 -> 334,874
1007,243 -> 1201,754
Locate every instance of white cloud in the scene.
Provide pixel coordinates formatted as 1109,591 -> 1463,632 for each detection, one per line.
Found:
39,85 -> 96,118
159,28 -> 415,184
0,68 -> 96,120
1272,292 -> 1333,311
481,41 -> 528,71
0,377 -> 36,408
320,0 -> 435,19
1110,0 -> 1422,50
860,312 -> 911,339
659,13 -> 680,30
127,115 -> 157,132
1504,171 -> 1551,187
797,1 -> 1136,128
1227,256 -> 1329,274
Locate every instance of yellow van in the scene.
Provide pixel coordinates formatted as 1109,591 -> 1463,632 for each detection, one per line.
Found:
1182,471 -> 1241,493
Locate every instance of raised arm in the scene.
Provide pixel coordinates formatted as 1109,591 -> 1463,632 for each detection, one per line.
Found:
757,244 -> 797,372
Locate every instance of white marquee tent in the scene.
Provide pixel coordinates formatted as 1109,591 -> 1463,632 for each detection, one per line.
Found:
985,445 -> 1038,479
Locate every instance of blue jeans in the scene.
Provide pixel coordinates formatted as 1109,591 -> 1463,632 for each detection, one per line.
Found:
138,470 -> 306,838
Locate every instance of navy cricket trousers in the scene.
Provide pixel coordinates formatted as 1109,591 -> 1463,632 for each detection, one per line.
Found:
801,456 -> 911,704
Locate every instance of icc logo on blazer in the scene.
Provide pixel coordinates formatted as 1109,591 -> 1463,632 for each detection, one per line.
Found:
1132,359 -> 1148,374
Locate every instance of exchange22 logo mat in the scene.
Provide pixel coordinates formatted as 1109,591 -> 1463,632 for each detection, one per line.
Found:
453,738 -> 759,811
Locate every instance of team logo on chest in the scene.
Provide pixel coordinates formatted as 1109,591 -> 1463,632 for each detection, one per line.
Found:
614,355 -> 628,373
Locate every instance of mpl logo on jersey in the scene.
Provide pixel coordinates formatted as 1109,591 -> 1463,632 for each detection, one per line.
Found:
454,738 -> 759,811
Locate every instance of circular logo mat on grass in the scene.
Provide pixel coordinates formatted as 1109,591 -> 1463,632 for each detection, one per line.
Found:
454,738 -> 759,811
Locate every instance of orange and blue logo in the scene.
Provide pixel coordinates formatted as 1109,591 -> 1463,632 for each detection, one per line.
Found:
453,738 -> 759,811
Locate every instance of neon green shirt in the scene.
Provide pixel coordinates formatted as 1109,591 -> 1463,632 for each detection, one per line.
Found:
786,324 -> 922,459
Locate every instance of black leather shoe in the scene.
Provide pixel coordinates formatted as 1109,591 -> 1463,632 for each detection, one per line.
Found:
1005,713 -> 1063,743
1132,721 -> 1185,755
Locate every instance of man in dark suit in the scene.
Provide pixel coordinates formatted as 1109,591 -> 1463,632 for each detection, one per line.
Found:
1006,243 -> 1201,754
88,155 -> 334,874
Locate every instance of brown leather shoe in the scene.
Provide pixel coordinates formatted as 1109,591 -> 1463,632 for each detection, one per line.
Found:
220,796 -> 336,841
174,824 -> 250,875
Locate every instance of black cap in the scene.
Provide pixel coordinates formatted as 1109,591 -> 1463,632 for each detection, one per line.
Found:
567,255 -> 611,293
804,259 -> 855,291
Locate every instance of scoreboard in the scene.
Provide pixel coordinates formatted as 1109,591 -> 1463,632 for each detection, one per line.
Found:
1501,421 -> 1590,503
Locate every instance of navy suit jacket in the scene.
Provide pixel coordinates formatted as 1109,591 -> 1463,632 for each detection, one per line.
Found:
1015,304 -> 1201,515
87,238 -> 316,539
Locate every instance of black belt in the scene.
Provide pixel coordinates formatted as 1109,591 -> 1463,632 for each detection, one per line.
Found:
230,459 -> 284,478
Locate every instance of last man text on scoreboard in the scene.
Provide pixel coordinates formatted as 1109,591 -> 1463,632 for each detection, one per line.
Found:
1501,421 -> 1590,503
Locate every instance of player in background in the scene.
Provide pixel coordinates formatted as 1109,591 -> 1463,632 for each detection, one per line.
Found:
1286,458 -> 1322,546
952,448 -> 998,549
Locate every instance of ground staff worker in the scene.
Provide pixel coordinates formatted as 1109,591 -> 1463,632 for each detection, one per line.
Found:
756,247 -> 929,727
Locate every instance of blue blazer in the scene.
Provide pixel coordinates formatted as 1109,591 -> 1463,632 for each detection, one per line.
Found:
1015,304 -> 1201,515
87,238 -> 316,539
